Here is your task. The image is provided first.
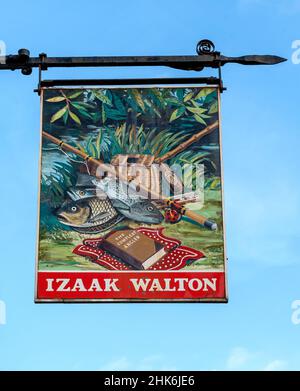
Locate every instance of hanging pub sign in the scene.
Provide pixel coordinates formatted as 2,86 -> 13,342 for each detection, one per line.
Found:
35,85 -> 227,302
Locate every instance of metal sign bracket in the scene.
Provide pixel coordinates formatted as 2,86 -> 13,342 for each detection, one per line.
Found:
0,39 -> 286,94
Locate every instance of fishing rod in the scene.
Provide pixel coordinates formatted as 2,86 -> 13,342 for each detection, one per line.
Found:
42,131 -> 217,230
154,121 -> 219,164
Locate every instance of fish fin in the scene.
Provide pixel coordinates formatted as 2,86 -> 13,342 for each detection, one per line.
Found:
66,190 -> 77,201
76,173 -> 97,187
91,178 -> 101,187
89,211 -> 111,223
111,199 -> 131,211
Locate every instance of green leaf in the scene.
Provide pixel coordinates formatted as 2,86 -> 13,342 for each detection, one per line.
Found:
71,102 -> 94,110
127,93 -> 139,111
208,101 -> 218,114
131,89 -> 145,111
176,88 -> 184,101
183,92 -> 194,102
102,105 -> 107,124
105,108 -> 126,120
62,110 -> 69,124
149,89 -> 164,105
169,107 -> 185,122
67,91 -> 83,99
50,106 -> 68,123
186,106 -> 207,115
46,96 -> 66,103
144,99 -> 161,118
166,97 -> 183,107
70,102 -> 93,119
75,142 -> 86,153
94,91 -> 112,106
89,142 -> 98,158
76,108 -> 93,120
204,91 -> 217,105
96,130 -> 102,160
193,114 -> 207,125
195,88 -> 215,100
211,178 -> 221,189
105,89 -> 113,102
113,94 -> 126,114
69,110 -> 81,125
92,111 -> 101,122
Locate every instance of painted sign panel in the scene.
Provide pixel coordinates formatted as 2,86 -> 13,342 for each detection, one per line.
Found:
36,86 -> 227,302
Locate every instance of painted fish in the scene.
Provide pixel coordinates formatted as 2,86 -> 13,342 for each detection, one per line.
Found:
67,174 -> 108,202
93,177 -> 164,224
56,197 -> 124,234
67,186 -> 104,201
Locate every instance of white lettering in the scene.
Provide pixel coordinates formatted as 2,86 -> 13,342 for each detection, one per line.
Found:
203,277 -> 217,291
129,277 -> 217,292
188,278 -> 203,291
57,278 -> 70,292
163,278 -> 176,291
130,278 -> 151,291
149,278 -> 163,291
104,279 -> 120,291
173,278 -> 189,291
46,278 -> 54,292
88,279 -> 103,292
71,278 -> 86,291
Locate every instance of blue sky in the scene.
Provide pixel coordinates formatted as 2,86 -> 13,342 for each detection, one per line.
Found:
0,0 -> 300,370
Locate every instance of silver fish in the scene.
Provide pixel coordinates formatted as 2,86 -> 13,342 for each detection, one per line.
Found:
67,186 -> 107,202
93,177 -> 164,224
56,197 -> 123,234
67,174 -> 107,202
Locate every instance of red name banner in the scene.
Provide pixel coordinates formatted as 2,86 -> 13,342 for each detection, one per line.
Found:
37,272 -> 225,301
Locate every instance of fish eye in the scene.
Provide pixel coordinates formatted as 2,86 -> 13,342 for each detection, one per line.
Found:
79,190 -> 85,196
71,206 -> 77,212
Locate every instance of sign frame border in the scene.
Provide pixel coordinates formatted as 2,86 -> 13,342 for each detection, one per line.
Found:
35,83 -> 228,303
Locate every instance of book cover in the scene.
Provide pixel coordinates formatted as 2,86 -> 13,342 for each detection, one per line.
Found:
100,229 -> 165,270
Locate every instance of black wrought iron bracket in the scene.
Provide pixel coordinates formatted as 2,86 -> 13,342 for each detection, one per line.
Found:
0,40 -> 286,94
